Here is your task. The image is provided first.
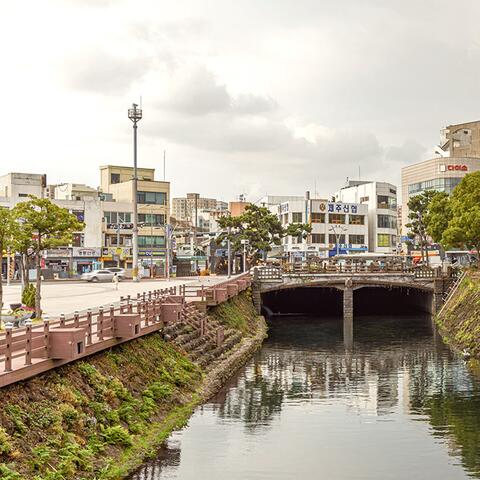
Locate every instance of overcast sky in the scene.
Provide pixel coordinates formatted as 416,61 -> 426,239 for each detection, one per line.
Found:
2,0 -> 480,202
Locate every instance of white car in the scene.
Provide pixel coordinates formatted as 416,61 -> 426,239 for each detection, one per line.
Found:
81,269 -> 116,282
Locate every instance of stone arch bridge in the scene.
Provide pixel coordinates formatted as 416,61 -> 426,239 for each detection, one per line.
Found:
251,266 -> 459,344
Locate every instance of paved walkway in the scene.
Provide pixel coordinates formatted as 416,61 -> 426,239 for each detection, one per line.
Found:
2,276 -> 228,318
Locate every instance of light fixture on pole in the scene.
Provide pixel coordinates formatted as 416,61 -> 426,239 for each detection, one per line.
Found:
241,239 -> 249,273
128,103 -> 142,282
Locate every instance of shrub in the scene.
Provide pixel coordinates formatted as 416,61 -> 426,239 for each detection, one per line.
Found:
21,284 -> 36,308
0,427 -> 13,456
101,426 -> 132,446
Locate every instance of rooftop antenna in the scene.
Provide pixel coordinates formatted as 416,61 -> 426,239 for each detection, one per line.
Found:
163,150 -> 166,180
358,165 -> 361,180
314,179 -> 317,199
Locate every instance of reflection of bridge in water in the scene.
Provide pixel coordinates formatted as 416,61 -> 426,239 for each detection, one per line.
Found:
252,266 -> 461,347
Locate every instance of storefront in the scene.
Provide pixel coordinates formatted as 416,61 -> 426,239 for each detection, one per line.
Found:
100,247 -> 132,269
139,248 -> 167,277
72,247 -> 102,274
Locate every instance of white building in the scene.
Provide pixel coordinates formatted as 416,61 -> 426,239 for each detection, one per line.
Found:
0,172 -> 46,207
335,180 -> 398,254
279,197 -> 369,259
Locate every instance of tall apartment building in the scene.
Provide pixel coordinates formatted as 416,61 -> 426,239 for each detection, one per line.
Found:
172,193 -> 227,223
335,181 -> 398,254
401,120 -> 480,236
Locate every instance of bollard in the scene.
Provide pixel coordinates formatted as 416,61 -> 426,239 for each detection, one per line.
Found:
25,320 -> 32,365
60,313 -> 66,327
4,322 -> 13,372
98,307 -> 104,341
86,309 -> 93,345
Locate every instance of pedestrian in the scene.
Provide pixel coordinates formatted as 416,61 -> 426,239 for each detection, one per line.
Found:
112,272 -> 119,290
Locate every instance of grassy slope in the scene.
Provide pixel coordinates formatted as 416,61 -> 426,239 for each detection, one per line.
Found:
0,292 -> 261,480
436,272 -> 480,357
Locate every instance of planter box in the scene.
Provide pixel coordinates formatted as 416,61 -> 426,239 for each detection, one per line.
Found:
49,328 -> 86,360
114,314 -> 141,339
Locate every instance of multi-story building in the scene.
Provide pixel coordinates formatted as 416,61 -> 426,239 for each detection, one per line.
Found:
335,181 -> 398,254
401,120 -> 480,236
172,193 -> 227,224
280,197 -> 369,259
99,165 -> 170,270
0,172 -> 46,206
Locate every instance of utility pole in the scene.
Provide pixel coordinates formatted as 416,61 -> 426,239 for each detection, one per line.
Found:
128,103 -> 142,282
227,226 -> 231,278
6,247 -> 10,287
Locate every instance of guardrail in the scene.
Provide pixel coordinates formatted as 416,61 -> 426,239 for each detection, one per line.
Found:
254,264 -> 460,280
0,273 -> 252,388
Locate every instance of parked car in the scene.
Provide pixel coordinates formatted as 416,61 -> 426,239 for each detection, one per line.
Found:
81,269 -> 116,282
105,267 -> 126,279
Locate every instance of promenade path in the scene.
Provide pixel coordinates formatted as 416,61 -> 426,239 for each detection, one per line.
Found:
2,276 -> 227,318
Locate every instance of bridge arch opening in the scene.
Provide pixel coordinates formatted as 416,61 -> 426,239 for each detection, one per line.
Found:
261,285 -> 433,318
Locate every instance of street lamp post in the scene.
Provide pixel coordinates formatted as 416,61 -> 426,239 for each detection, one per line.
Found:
241,239 -> 249,273
329,224 -> 347,257
227,226 -> 231,278
128,103 -> 142,282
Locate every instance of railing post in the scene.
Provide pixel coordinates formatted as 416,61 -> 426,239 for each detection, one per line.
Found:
109,304 -> 115,336
98,307 -> 104,341
4,322 -> 13,372
86,309 -> 93,345
144,300 -> 150,326
60,313 -> 66,327
24,320 -> 32,366
74,310 -> 79,328
43,316 -> 51,358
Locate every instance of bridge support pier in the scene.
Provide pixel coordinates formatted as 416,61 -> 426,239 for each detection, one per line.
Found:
343,280 -> 353,348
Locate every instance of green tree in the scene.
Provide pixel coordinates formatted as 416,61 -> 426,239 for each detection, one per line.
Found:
0,208 -> 14,312
425,191 -> 452,244
442,172 -> 480,265
9,215 -> 35,291
406,190 -> 437,264
12,197 -> 84,317
217,204 -> 311,262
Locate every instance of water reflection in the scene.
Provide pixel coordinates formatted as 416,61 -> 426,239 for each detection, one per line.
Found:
131,315 -> 480,480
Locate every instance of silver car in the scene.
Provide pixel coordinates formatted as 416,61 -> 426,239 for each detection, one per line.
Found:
81,269 -> 115,282
105,267 -> 126,279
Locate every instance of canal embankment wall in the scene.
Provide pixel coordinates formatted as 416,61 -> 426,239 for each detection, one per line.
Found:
436,271 -> 480,358
0,291 -> 267,480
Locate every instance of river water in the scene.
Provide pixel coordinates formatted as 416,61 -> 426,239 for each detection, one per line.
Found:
131,315 -> 480,480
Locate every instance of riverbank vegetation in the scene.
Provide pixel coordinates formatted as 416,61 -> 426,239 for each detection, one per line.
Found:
0,293 -> 264,479
436,272 -> 480,357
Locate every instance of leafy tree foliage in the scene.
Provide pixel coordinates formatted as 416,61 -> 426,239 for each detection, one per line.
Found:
217,204 -> 311,261
406,190 -> 438,264
12,197 -> 84,317
425,191 -> 452,243
441,172 -> 480,264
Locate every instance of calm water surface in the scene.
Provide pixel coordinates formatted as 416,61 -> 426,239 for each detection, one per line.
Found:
131,316 -> 480,480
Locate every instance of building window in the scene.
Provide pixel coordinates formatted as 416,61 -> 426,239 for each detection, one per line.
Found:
311,233 -> 325,244
349,215 -> 364,225
18,193 -> 28,198
329,234 -> 346,244
377,195 -> 397,210
72,210 -> 85,222
311,213 -> 325,223
104,212 -> 132,224
377,233 -> 393,247
329,214 -> 345,224
110,173 -> 120,184
360,196 -> 369,203
138,214 -> 165,226
291,212 -> 303,223
377,214 -> 397,229
349,235 -> 365,244
138,236 -> 166,247
137,191 -> 167,205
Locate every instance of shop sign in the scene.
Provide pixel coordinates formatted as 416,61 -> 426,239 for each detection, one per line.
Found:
107,223 -> 134,230
72,247 -> 101,257
139,248 -> 165,257
44,248 -> 70,258
101,247 -> 132,259
327,203 -> 358,214
439,164 -> 468,172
